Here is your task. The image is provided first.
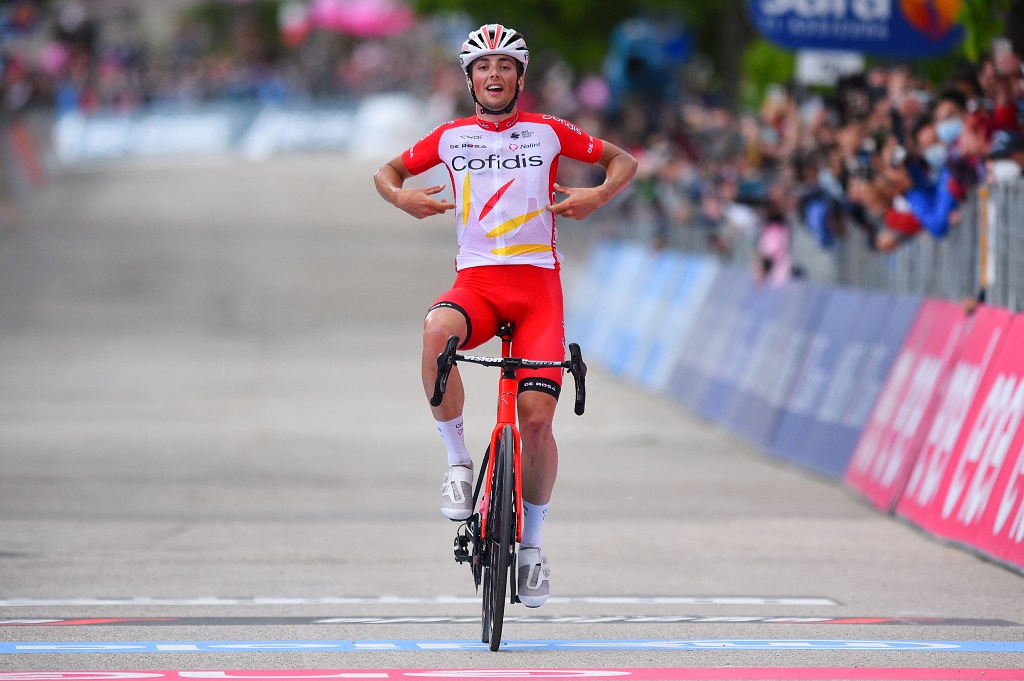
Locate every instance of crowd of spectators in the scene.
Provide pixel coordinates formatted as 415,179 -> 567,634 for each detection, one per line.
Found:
587,45 -> 1024,286
0,2 -> 459,114
2,4 -> 1023,282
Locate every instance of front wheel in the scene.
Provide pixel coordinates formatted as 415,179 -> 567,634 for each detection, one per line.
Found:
481,424 -> 515,650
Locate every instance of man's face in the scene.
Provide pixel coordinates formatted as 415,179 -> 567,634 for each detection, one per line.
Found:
470,55 -> 522,112
933,99 -> 962,124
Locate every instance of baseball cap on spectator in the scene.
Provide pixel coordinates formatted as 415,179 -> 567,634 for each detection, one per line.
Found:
989,129 -> 1024,158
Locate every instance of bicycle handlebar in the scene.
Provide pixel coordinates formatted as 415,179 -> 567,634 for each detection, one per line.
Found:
430,335 -> 587,416
430,335 -> 460,408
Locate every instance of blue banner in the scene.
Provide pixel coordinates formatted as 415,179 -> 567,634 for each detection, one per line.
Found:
574,242 -> 656,365
695,284 -> 789,423
799,294 -> 922,477
666,268 -> 755,410
632,256 -> 719,391
768,288 -> 872,470
721,282 -> 829,447
604,250 -> 692,376
748,0 -> 964,57
564,240 -> 635,353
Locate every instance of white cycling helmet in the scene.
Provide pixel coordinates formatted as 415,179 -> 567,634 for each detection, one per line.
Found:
458,24 -> 530,75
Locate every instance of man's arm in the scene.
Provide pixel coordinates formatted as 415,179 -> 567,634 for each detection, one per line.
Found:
374,157 -> 455,219
546,141 -> 638,221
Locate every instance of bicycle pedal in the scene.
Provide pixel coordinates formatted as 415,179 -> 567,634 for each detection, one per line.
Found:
453,528 -> 472,564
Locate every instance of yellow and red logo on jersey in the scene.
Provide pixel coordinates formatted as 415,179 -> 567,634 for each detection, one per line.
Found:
461,174 -> 551,257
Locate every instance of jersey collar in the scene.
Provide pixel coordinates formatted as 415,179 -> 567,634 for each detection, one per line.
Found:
475,111 -> 519,132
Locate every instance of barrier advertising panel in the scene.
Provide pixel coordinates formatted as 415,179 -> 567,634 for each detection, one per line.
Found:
628,256 -> 719,391
796,294 -> 922,478
975,316 -> 1024,568
665,268 -> 755,410
845,300 -> 969,511
564,240 -> 643,355
896,314 -> 1024,570
896,307 -> 1017,562
693,284 -> 789,423
593,244 -> 673,373
605,251 -> 705,377
724,282 -> 831,448
767,288 -> 884,475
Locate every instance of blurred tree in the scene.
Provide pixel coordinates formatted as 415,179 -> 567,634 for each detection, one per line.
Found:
740,39 -> 795,110
186,0 -> 284,62
959,0 -> 1019,62
413,0 -> 753,104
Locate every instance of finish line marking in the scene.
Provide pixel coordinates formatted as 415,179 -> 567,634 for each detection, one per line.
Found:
3,640 -> 1024,653
0,616 -> 1014,627
0,596 -> 838,607
1,671 -> 1023,681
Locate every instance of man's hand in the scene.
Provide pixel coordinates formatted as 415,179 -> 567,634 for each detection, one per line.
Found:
546,142 -> 637,221
546,183 -> 606,221
393,184 -> 456,219
374,158 -> 455,220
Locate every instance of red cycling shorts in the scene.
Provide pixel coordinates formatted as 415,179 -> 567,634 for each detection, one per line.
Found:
429,264 -> 565,399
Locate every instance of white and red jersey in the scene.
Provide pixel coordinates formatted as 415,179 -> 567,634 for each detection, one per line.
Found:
403,111 -> 603,270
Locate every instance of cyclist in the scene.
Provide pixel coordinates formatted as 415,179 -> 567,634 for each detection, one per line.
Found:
373,23 -> 637,607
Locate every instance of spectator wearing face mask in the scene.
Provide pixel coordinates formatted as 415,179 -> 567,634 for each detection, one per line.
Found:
903,114 -> 960,239
933,88 -> 969,149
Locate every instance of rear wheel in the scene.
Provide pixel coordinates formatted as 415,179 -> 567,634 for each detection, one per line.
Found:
481,425 -> 515,650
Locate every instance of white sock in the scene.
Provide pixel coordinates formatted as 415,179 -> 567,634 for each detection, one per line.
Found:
436,416 -> 472,467
520,500 -> 549,549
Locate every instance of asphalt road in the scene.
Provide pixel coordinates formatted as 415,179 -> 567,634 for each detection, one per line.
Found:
0,153 -> 1022,677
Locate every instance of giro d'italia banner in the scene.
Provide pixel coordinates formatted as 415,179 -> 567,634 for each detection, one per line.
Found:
748,0 -> 964,57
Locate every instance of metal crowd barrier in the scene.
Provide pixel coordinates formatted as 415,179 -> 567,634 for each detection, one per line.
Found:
787,179 -> 1024,313
594,176 -> 1022,314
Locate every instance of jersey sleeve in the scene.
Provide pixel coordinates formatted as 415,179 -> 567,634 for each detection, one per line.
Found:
401,122 -> 447,175
548,116 -> 603,163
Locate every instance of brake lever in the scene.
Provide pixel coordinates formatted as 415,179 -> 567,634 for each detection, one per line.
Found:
568,343 -> 587,416
430,335 -> 460,407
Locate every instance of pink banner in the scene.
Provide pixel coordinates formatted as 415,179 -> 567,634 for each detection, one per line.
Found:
896,309 -> 1024,569
963,314 -> 1024,568
845,300 -> 968,511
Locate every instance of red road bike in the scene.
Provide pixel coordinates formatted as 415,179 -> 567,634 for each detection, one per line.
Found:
430,323 -> 586,651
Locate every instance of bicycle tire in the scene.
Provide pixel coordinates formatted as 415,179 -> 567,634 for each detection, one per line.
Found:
481,424 -> 515,650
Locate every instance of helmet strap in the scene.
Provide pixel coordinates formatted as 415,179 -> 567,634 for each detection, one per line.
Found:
471,81 -> 521,116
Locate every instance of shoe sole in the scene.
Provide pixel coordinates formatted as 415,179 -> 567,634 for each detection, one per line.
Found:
441,508 -> 472,521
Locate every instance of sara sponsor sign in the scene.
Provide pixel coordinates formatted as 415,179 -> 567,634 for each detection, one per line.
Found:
845,300 -> 968,511
896,310 -> 1024,569
748,0 -> 964,57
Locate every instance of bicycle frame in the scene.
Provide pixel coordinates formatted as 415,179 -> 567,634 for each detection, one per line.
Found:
481,329 -> 524,544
